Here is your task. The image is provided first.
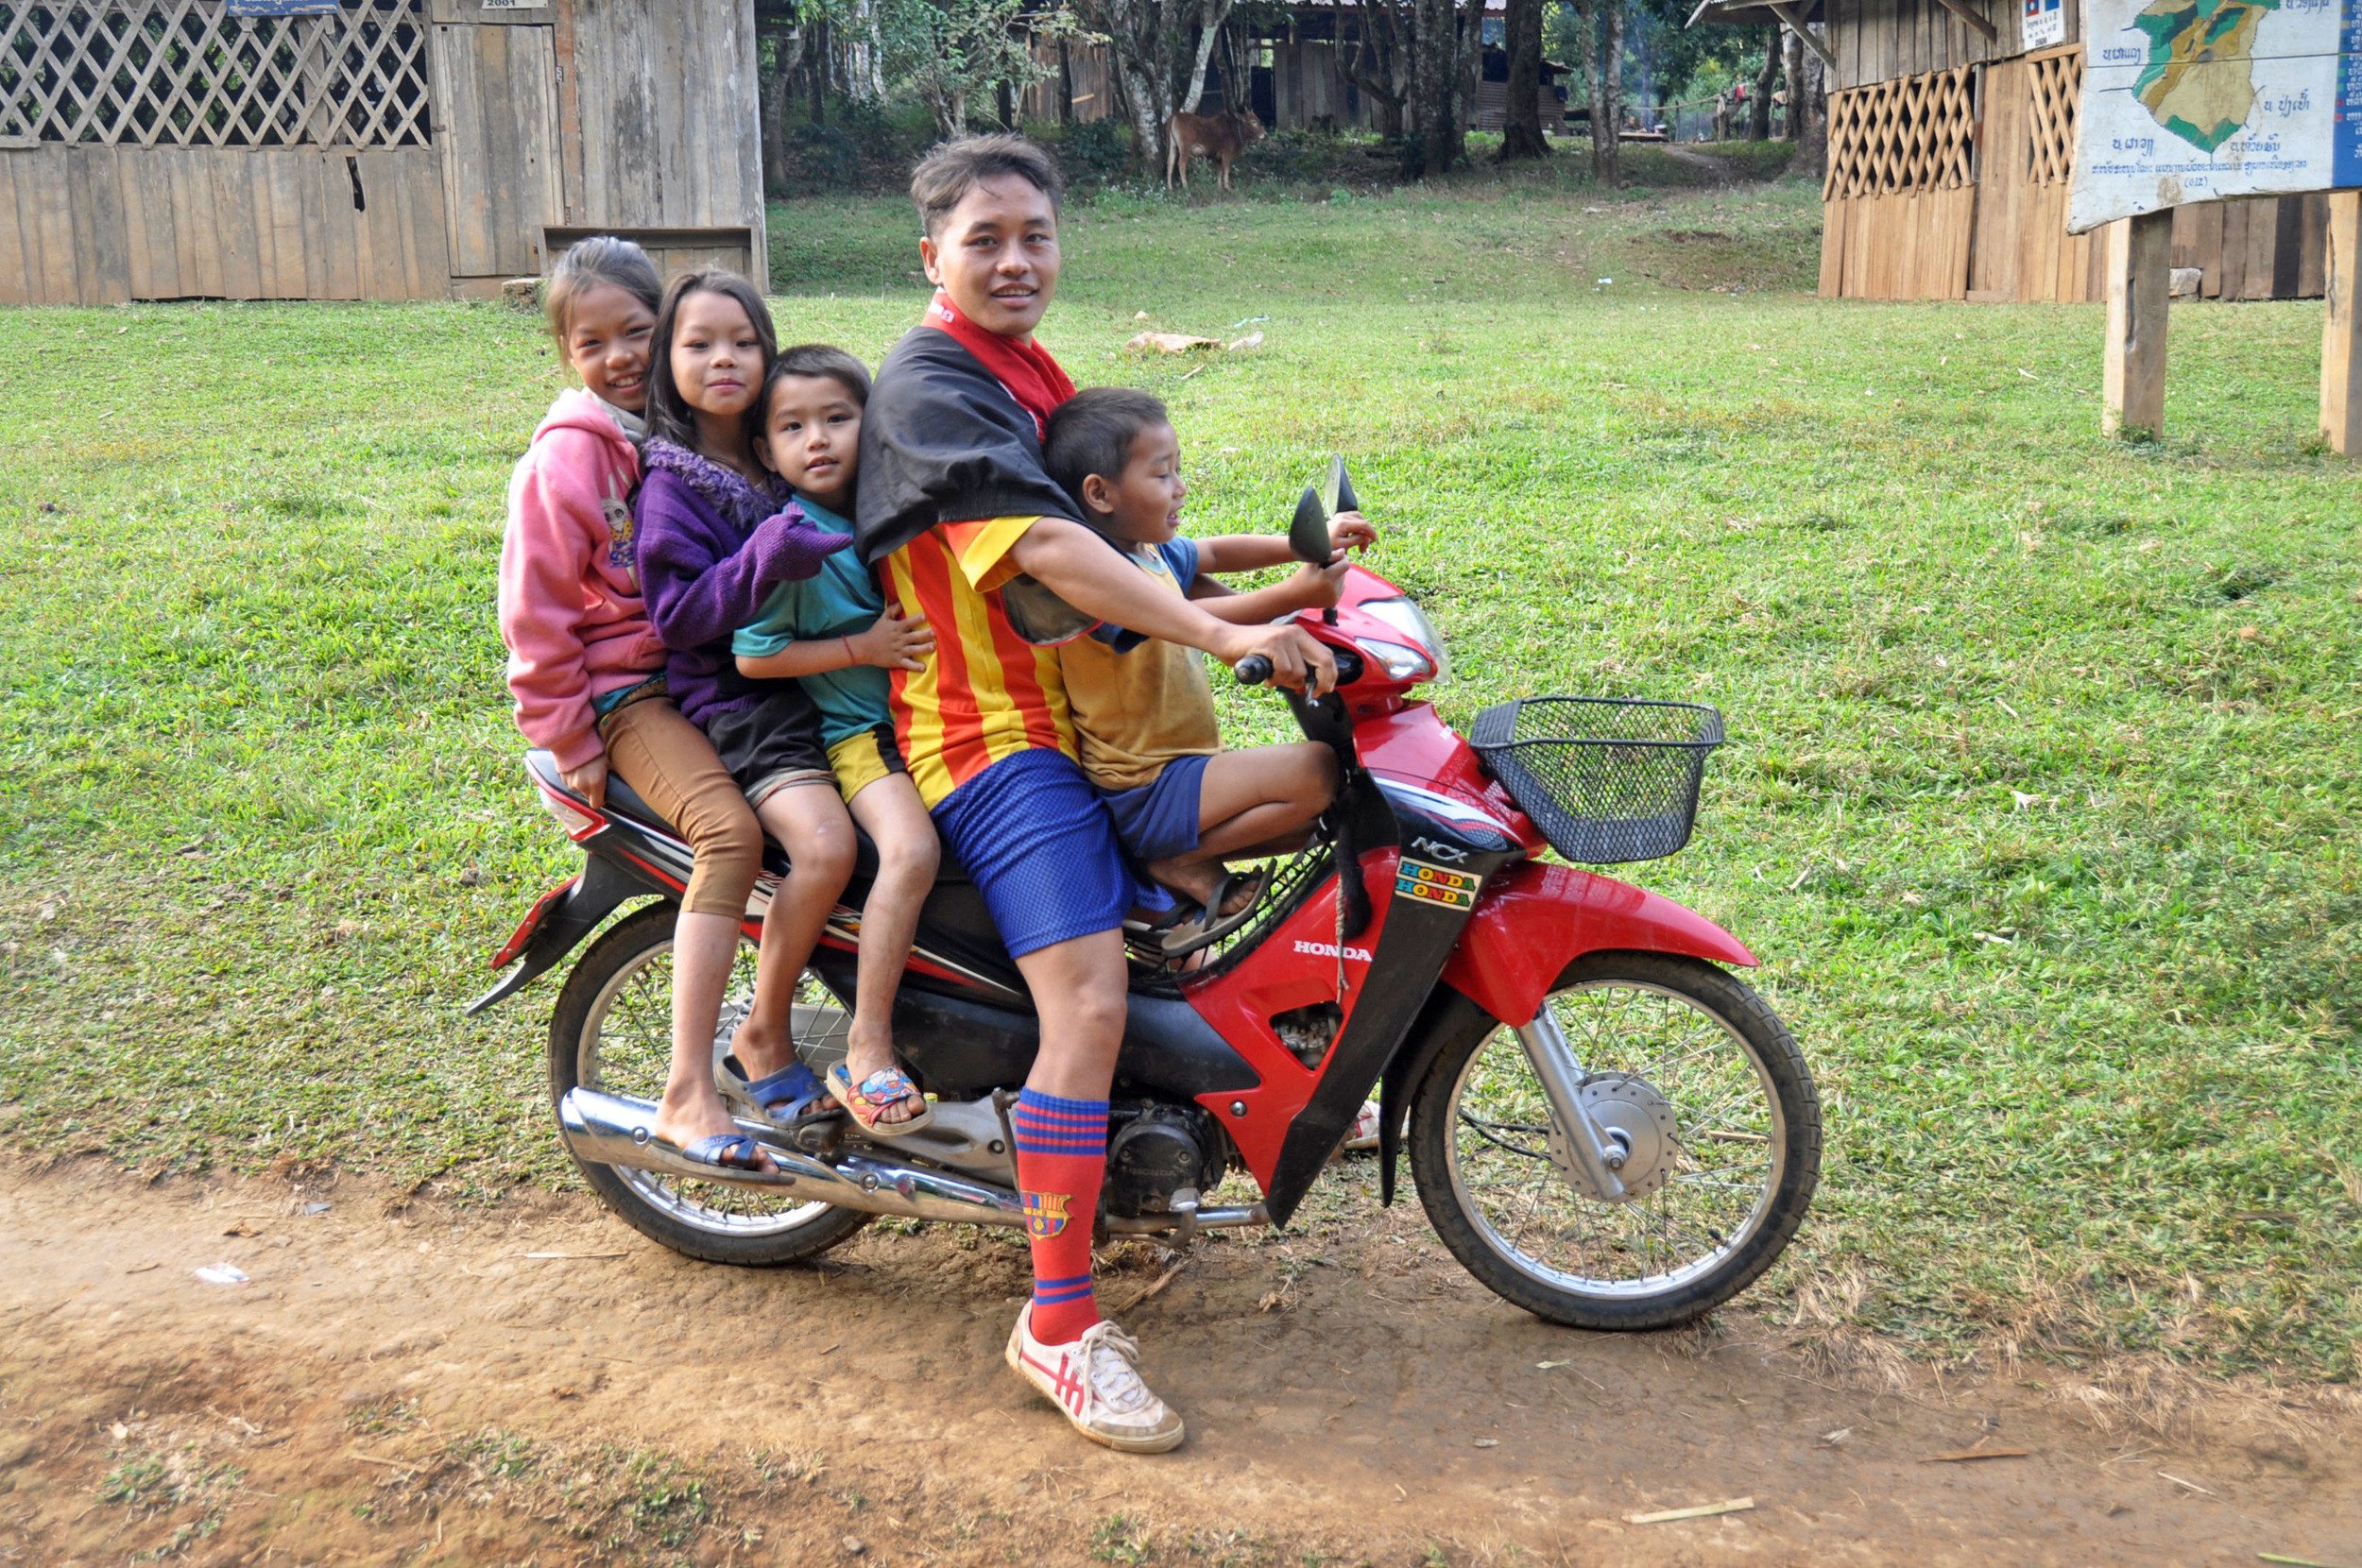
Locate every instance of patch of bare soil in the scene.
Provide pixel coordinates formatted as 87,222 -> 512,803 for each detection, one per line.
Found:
6,1158 -> 2358,1567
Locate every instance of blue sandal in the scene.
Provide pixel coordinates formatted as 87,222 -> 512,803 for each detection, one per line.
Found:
719,1055 -> 833,1129
680,1132 -> 777,1173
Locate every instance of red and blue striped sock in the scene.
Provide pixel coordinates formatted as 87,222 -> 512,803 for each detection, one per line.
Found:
1011,1087 -> 1109,1345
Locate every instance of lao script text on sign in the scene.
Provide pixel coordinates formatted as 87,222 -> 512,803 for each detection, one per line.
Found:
2067,0 -> 2362,231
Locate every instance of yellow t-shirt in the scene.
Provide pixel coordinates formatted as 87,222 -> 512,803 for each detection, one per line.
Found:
1056,541 -> 1221,793
878,517 -> 1078,810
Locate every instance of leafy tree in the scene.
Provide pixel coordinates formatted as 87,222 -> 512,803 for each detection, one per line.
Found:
875,0 -> 1082,139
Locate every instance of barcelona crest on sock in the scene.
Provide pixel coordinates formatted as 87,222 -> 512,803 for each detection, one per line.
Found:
1021,1189 -> 1071,1238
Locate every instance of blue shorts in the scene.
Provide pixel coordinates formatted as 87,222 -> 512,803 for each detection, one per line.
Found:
1096,754 -> 1210,865
930,748 -> 1137,961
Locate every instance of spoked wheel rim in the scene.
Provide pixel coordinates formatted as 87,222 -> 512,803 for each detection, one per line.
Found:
573,936 -> 849,1238
1443,978 -> 1788,1301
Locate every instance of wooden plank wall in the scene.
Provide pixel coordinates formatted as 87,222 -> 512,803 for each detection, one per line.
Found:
430,22 -> 563,279
1827,0 -> 2041,94
1822,190 -> 1977,298
559,0 -> 767,283
0,145 -> 447,304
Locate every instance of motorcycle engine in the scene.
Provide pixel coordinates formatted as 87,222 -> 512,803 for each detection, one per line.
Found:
1102,1102 -> 1227,1218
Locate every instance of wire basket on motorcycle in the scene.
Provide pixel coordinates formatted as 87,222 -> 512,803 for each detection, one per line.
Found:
1468,697 -> 1725,865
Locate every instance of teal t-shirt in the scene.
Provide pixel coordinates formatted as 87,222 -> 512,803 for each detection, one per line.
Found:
730,496 -> 890,750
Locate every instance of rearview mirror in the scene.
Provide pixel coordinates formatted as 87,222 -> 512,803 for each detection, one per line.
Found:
1289,486 -> 1332,565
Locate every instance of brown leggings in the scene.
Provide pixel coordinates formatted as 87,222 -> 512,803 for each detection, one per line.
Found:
595,696 -> 765,918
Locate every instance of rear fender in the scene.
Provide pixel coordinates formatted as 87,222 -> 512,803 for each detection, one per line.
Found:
464,855 -> 660,1014
1440,860 -> 1756,1029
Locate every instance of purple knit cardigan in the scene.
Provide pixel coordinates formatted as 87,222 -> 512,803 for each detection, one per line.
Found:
633,439 -> 853,725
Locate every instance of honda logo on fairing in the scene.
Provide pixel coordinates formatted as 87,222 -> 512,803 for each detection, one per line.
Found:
1410,836 -> 1468,863
1294,940 -> 1374,963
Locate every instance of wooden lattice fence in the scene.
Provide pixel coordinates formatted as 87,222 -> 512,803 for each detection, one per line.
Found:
1823,64 -> 1978,200
2023,43 -> 2078,187
0,1 -> 428,149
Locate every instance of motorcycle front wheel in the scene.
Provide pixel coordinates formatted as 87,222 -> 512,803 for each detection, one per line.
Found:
1408,951 -> 1820,1330
546,901 -> 873,1267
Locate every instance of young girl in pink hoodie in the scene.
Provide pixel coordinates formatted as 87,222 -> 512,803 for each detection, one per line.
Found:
498,237 -> 824,1174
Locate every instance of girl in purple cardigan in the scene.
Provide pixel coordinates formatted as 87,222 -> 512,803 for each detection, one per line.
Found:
633,270 -> 872,1129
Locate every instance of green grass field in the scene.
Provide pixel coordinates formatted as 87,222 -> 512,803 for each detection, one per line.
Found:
2,175 -> 2355,1381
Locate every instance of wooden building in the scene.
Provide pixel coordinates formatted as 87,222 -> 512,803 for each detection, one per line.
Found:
1023,1 -> 1567,140
0,0 -> 765,306
1695,0 -> 2325,302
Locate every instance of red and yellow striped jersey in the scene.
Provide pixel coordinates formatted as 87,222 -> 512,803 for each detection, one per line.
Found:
879,517 -> 1077,808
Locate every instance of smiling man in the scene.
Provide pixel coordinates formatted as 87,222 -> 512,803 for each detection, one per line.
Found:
855,135 -> 1332,1453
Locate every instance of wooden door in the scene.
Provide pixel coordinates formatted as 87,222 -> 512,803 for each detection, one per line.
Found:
430,22 -> 562,279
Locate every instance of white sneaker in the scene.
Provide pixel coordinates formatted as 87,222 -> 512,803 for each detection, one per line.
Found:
1005,1305 -> 1186,1454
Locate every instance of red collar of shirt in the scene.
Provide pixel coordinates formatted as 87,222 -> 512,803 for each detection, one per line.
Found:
923,290 -> 1076,438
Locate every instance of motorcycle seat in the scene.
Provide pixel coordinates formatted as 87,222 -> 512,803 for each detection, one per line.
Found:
522,749 -> 972,887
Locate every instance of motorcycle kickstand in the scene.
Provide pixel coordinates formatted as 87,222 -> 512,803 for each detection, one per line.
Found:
1515,1011 -> 1630,1203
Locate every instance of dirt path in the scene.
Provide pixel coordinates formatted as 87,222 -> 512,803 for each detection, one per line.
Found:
6,1160 -> 2358,1567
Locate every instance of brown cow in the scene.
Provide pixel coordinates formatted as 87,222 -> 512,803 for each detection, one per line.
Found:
1165,110 -> 1265,192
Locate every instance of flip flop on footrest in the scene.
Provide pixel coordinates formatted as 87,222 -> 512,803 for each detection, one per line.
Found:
720,1055 -> 833,1129
679,1132 -> 778,1174
1158,867 -> 1273,959
827,1063 -> 934,1137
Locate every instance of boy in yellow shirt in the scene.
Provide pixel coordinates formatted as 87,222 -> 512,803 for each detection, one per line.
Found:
1044,387 -> 1377,954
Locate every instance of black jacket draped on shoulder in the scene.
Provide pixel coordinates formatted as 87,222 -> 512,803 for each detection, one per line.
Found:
853,327 -> 1078,568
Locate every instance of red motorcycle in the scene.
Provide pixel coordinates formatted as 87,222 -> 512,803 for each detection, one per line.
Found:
473,472 -> 1820,1330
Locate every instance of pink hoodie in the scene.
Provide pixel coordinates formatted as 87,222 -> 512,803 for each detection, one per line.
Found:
498,390 -> 667,770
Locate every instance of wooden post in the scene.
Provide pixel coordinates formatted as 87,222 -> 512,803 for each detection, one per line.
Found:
2323,190 -> 2362,457
2103,210 -> 2173,440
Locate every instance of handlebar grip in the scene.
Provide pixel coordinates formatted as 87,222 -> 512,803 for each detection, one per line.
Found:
1235,655 -> 1274,687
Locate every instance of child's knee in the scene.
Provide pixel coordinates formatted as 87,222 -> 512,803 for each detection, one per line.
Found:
798,815 -> 857,884
879,827 -> 940,882
691,802 -> 767,895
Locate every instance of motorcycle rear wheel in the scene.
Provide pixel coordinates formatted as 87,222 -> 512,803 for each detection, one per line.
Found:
547,901 -> 873,1267
1408,951 -> 1820,1330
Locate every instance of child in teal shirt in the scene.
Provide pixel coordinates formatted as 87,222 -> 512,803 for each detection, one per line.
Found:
736,346 -> 938,1135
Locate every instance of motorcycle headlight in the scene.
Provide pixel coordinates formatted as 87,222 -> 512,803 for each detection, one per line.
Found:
1353,637 -> 1434,682
1360,596 -> 1448,683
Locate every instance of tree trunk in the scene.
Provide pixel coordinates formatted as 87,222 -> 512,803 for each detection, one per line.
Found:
1583,0 -> 1621,186
1408,0 -> 1464,172
1496,0 -> 1546,160
1781,29 -> 1801,140
760,24 -> 803,194
807,16 -> 827,127
1342,2 -> 1410,139
1059,36 -> 1075,124
1749,35 -> 1776,140
1182,2 -> 1230,114
1793,40 -> 1827,180
1453,0 -> 1482,151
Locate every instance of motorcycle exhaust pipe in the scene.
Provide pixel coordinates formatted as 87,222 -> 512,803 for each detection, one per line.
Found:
559,1086 -> 1029,1226
558,1087 -> 1271,1236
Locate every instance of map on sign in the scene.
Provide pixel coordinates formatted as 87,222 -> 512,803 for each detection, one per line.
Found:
2066,0 -> 2362,230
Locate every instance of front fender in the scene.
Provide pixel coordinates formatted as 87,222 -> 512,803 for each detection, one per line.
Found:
1440,860 -> 1756,1028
